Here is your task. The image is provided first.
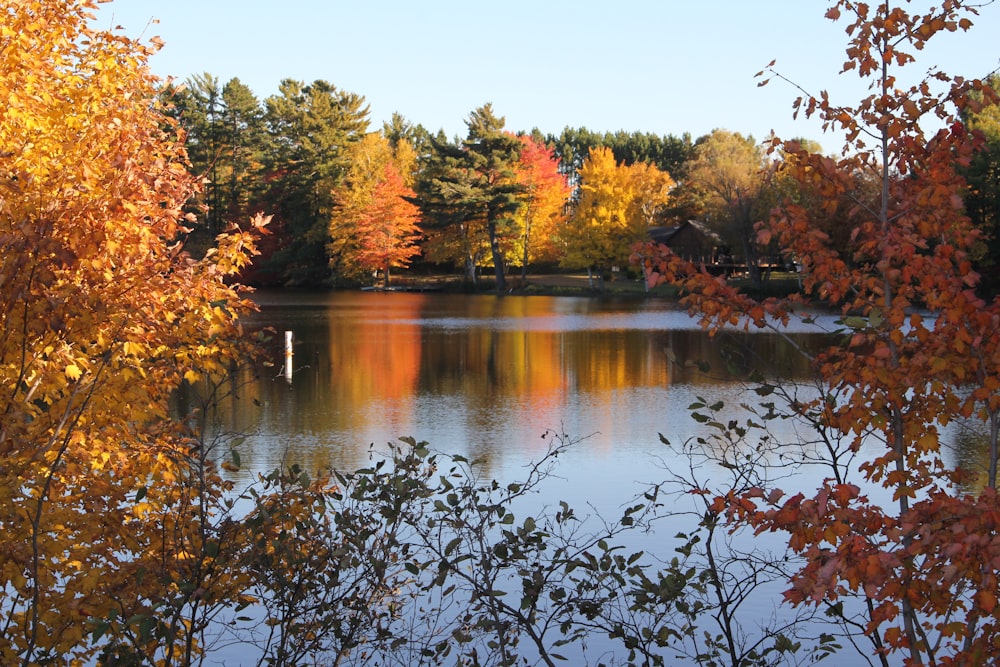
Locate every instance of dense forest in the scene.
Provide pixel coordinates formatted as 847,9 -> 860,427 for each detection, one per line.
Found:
166,72 -> 1000,292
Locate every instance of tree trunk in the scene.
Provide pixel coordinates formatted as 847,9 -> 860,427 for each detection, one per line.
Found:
737,201 -> 763,290
487,216 -> 506,292
465,251 -> 477,288
521,203 -> 533,282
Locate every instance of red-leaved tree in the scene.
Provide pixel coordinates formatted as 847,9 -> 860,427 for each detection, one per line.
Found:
633,2 -> 1000,664
512,134 -> 571,278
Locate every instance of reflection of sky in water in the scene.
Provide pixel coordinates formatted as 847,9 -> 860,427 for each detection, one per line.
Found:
351,310 -> 847,334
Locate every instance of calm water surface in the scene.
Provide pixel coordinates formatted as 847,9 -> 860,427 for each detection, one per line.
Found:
210,290 -> 832,508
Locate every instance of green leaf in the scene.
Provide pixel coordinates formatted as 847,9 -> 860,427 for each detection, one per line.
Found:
445,537 -> 462,556
90,621 -> 110,642
842,315 -> 867,329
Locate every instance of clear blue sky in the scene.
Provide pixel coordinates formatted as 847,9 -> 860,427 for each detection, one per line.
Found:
94,1 -> 999,149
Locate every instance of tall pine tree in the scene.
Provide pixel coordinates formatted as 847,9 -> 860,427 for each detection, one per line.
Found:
415,104 -> 523,291
262,79 -> 369,284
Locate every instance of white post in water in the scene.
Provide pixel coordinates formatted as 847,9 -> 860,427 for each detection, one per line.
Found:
284,330 -> 294,384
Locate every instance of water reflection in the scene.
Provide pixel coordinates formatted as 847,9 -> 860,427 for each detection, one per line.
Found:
198,291 -> 832,484
948,419 -> 998,493
179,291 -> 987,667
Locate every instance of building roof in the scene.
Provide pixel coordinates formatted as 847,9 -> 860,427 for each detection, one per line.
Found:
648,220 -> 722,246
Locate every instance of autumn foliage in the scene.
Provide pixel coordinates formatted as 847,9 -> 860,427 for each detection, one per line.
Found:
13,0 -> 1000,663
329,132 -> 423,286
355,162 -> 423,287
562,146 -> 674,283
511,134 -> 572,272
0,0 -> 265,663
634,1 -> 1000,664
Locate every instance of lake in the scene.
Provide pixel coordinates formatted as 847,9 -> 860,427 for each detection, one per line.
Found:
207,291 -> 829,492
191,289 -> 959,666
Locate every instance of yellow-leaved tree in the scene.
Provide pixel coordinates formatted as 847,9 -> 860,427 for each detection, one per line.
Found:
560,146 -> 673,288
0,1 -> 266,663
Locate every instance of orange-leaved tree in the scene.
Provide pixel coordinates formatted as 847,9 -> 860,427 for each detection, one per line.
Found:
355,162 -> 423,288
633,1 -> 1000,664
329,131 -> 420,285
0,0 -> 266,664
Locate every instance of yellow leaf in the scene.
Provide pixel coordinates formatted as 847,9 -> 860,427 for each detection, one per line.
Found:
65,363 -> 82,380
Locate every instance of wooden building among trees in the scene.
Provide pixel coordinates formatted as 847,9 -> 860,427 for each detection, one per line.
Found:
649,220 -> 726,265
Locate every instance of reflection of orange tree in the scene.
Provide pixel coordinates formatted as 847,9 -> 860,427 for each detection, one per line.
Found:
326,293 -> 426,435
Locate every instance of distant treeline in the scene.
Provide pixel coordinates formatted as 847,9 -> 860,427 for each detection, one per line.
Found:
165,73 -> 1000,293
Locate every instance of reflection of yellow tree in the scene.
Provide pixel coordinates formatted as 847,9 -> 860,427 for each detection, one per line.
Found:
952,427 -> 997,495
425,298 -> 570,398
418,299 -> 678,458
661,330 -> 824,386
